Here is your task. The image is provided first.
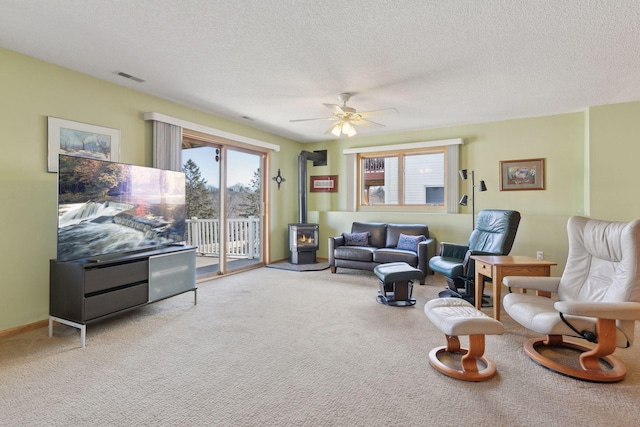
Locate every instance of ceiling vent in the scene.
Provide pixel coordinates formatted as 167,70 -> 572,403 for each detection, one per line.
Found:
114,71 -> 145,83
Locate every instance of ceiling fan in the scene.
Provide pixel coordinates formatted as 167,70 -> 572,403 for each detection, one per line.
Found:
290,93 -> 398,137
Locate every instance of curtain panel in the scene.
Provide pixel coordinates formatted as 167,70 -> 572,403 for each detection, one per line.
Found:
152,121 -> 182,171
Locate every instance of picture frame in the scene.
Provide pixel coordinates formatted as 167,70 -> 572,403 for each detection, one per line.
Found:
310,175 -> 338,192
47,117 -> 120,172
499,158 -> 545,191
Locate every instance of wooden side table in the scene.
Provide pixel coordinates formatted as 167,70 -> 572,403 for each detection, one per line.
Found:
471,255 -> 557,320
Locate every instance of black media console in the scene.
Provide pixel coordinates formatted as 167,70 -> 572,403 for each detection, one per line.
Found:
49,245 -> 197,347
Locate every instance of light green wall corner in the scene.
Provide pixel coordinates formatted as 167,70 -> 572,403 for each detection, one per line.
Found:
588,101 -> 640,221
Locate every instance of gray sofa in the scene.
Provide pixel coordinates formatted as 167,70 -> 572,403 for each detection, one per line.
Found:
328,222 -> 437,284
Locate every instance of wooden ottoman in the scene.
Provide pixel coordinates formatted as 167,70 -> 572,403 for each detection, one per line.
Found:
424,298 -> 504,381
373,262 -> 424,307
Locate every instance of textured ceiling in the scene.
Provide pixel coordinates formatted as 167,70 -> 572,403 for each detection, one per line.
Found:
2,0 -> 640,143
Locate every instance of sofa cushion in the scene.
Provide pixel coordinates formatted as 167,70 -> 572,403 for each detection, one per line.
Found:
386,224 -> 429,248
352,222 -> 387,248
374,248 -> 418,266
343,231 -> 370,246
397,233 -> 426,252
334,246 -> 376,262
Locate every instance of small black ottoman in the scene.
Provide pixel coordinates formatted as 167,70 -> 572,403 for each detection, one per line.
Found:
373,262 -> 425,306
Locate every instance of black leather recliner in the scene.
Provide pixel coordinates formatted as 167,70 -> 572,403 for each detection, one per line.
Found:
428,209 -> 521,304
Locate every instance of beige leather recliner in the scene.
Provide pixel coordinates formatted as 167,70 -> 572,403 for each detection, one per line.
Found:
503,216 -> 640,382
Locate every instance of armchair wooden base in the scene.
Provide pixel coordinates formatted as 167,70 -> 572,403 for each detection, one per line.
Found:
524,319 -> 626,382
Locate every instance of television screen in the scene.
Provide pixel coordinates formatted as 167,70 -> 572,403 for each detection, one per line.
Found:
57,154 -> 186,262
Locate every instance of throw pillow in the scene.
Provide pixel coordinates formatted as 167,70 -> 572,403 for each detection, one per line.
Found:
396,233 -> 426,252
343,231 -> 370,246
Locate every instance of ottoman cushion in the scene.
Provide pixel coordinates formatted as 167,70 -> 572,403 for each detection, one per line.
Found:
425,298 -> 504,336
374,262 -> 424,283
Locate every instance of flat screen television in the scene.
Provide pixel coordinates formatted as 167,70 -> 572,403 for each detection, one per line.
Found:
56,154 -> 186,262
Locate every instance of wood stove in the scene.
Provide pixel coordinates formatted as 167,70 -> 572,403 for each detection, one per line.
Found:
289,150 -> 326,264
289,223 -> 319,264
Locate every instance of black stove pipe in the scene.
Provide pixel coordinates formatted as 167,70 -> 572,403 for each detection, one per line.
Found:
298,150 -> 326,224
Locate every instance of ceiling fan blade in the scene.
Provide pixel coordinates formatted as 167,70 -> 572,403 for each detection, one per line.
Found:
357,108 -> 399,119
323,103 -> 345,114
290,116 -> 335,122
354,119 -> 386,128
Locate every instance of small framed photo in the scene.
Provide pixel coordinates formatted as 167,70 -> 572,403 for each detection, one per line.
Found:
500,158 -> 545,191
47,117 -> 120,172
310,175 -> 338,192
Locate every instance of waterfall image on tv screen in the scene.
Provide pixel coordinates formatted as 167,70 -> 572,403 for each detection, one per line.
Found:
57,154 -> 186,262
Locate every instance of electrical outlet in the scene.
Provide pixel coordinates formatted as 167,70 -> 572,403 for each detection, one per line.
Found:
536,251 -> 544,260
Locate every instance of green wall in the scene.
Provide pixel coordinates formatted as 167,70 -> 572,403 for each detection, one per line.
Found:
2,46 -> 639,333
589,101 -> 640,220
0,49 -> 301,331
305,113 -> 585,274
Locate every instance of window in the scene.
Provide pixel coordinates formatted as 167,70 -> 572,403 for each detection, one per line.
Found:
359,149 -> 446,209
344,138 -> 462,213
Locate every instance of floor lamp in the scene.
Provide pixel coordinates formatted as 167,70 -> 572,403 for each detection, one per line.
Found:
459,169 -> 487,230
458,169 -> 490,307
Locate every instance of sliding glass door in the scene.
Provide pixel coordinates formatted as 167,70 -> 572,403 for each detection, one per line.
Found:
225,149 -> 263,272
182,139 -> 264,278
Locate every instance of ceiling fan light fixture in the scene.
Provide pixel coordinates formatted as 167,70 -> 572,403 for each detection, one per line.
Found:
329,122 -> 342,137
293,93 -> 396,138
342,121 -> 357,137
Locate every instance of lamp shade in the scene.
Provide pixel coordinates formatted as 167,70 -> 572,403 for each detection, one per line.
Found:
459,169 -> 468,180
459,195 -> 468,206
478,180 -> 487,192
328,122 -> 342,137
342,121 -> 357,137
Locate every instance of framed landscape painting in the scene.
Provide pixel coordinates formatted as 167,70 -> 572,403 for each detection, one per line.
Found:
47,117 -> 120,172
500,158 -> 545,191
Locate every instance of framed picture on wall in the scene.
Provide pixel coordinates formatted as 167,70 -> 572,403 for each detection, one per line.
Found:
310,175 -> 338,192
47,117 -> 121,172
499,158 -> 545,191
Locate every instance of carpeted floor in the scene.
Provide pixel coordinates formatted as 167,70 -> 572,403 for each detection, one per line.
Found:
1,268 -> 640,426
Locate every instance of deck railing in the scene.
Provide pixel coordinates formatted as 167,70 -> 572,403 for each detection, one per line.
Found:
186,217 -> 260,259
